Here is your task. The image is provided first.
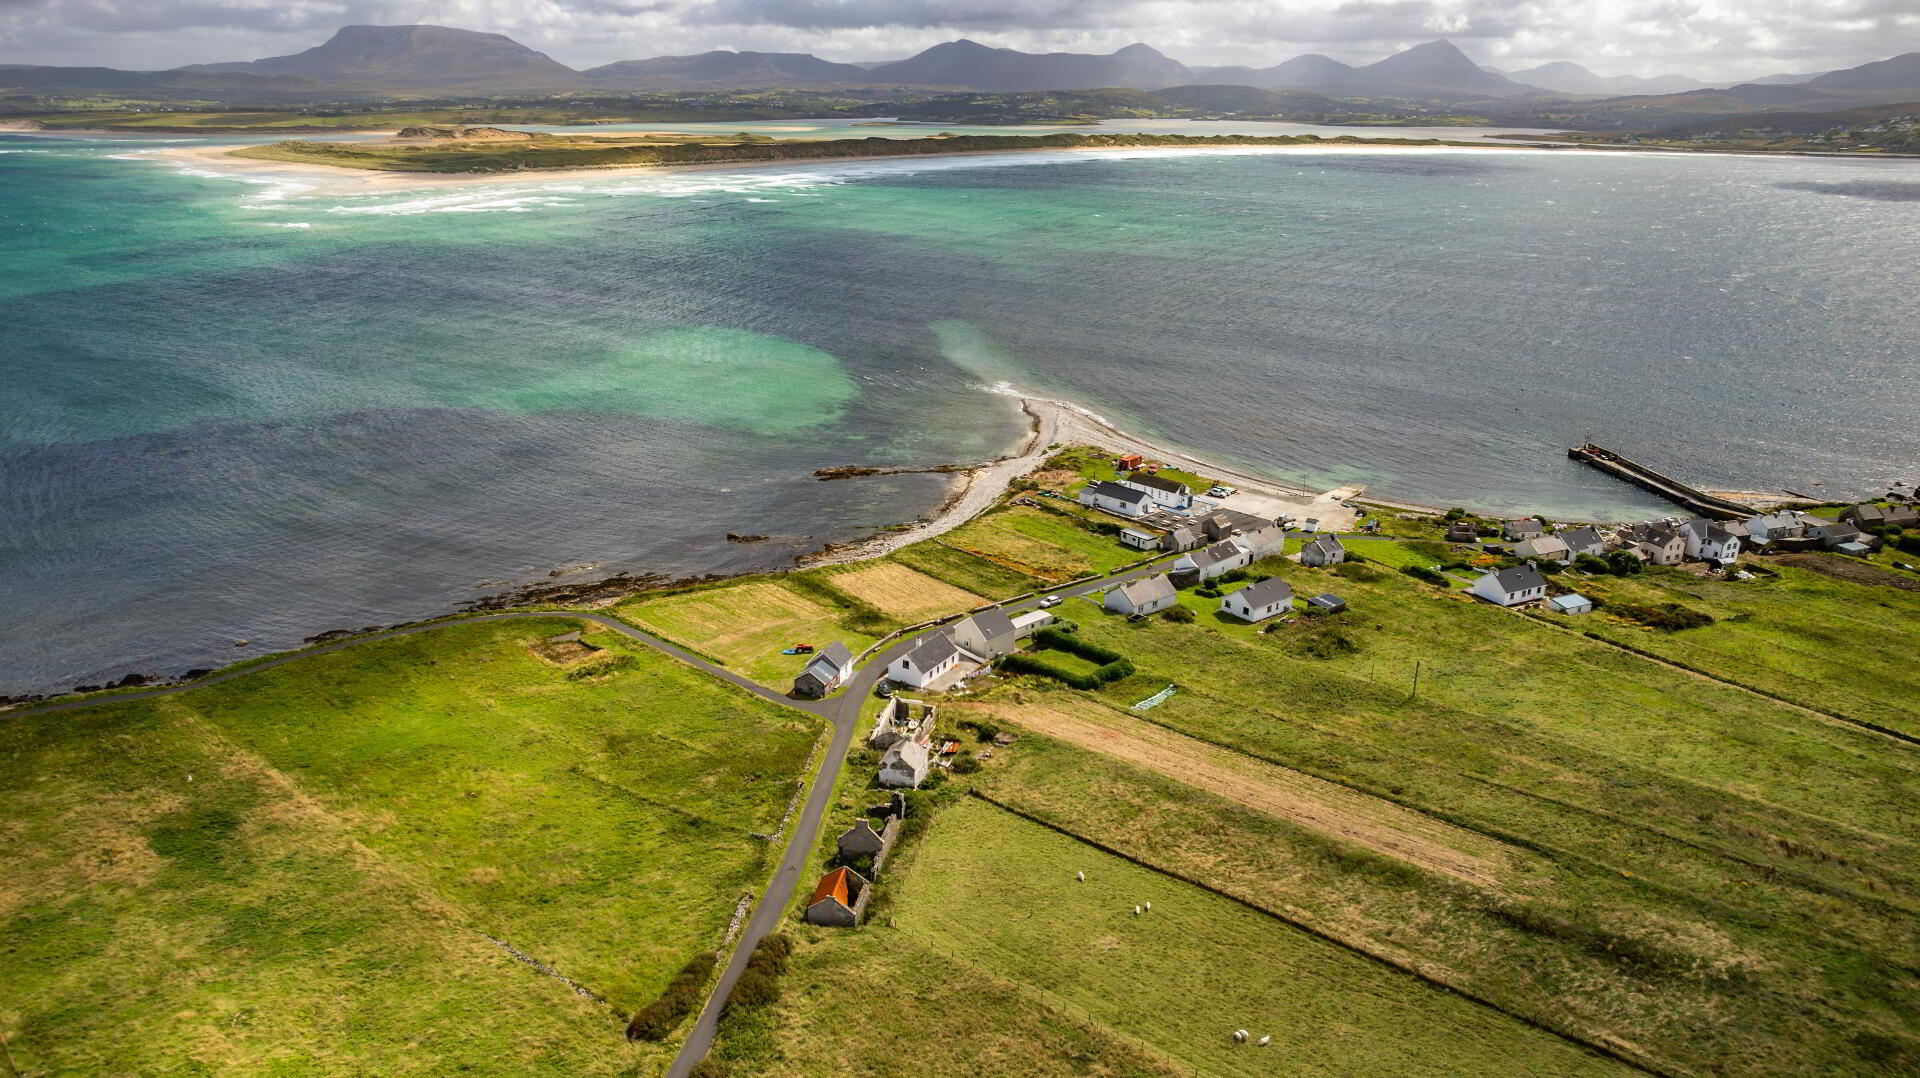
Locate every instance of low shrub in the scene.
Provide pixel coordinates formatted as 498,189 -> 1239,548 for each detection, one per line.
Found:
1334,562 -> 1380,582
723,934 -> 794,1015
565,653 -> 635,680
626,951 -> 718,1040
1163,606 -> 1196,624
1400,564 -> 1449,586
1000,652 -> 1136,690
1611,601 -> 1715,631
951,754 -> 982,775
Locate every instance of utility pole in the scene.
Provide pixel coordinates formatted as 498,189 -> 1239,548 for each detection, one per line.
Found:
1408,660 -> 1422,706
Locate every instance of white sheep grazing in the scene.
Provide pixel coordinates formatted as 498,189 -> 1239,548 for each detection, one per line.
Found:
1257,1035 -> 1272,1047
1144,901 -> 1152,912
1076,871 -> 1085,882
1133,905 -> 1142,915
1232,1030 -> 1249,1043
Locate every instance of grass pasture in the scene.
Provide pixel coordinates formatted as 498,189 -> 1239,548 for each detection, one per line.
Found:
880,799 -> 1627,1077
823,562 -> 984,623
0,618 -> 820,1076
1569,561 -> 1920,737
885,540 -> 1043,599
622,579 -> 881,687
941,505 -> 1139,582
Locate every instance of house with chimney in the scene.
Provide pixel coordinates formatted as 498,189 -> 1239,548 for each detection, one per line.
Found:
1105,573 -> 1178,616
1116,471 -> 1193,511
1469,563 -> 1549,607
1220,577 -> 1294,623
791,641 -> 855,699
1079,480 -> 1153,518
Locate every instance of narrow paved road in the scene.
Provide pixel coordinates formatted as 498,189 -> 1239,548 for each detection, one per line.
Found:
6,554 -> 1189,1077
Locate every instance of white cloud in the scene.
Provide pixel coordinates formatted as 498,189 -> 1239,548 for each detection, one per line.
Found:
0,0 -> 1914,77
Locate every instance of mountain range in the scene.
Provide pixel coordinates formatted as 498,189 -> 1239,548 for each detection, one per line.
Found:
7,24 -> 1918,114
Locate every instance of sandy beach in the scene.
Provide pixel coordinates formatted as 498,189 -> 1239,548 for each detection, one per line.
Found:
804,391 -> 1418,568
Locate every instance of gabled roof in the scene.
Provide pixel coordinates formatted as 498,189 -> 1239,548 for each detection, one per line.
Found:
1505,518 -> 1544,535
809,866 -> 856,909
898,632 -> 961,669
1558,526 -> 1604,549
1086,480 -> 1150,505
956,608 -> 1015,640
1126,471 -> 1190,495
1231,577 -> 1294,609
1115,574 -> 1176,605
1303,535 -> 1345,557
809,641 -> 853,670
881,738 -> 930,771
1490,563 -> 1547,594
1190,539 -> 1243,568
1519,535 -> 1569,555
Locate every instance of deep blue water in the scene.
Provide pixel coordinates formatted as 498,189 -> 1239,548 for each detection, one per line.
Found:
4,131 -> 1917,694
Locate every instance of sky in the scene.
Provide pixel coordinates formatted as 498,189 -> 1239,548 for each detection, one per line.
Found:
1,0 -> 1915,78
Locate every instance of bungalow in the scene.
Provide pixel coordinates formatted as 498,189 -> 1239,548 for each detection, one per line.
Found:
792,641 -> 855,699
1300,535 -> 1347,567
885,633 -> 978,690
1469,563 -> 1549,607
1546,593 -> 1594,615
837,819 -> 886,859
1079,480 -> 1153,518
1105,573 -> 1178,616
803,866 -> 868,927
1680,519 -> 1743,564
878,739 -> 931,788
1159,523 -> 1205,552
1117,471 -> 1193,511
1234,524 -> 1289,560
1446,521 -> 1481,544
1175,539 -> 1253,581
1504,518 -> 1545,541
1220,577 -> 1294,623
948,609 -> 1018,659
1556,526 -> 1608,558
1119,526 -> 1161,550
1513,534 -> 1572,564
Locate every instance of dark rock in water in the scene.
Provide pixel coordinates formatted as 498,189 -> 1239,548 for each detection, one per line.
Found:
304,628 -> 357,644
181,668 -> 214,681
727,533 -> 770,543
234,639 -> 251,647
72,684 -> 100,694
111,673 -> 149,688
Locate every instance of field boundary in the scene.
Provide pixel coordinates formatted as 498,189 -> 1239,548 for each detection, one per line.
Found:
965,789 -> 1674,1078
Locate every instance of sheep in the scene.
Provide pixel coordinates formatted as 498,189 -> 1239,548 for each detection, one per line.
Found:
1257,1035 -> 1272,1047
1144,901 -> 1152,912
1076,871 -> 1085,882
1232,1030 -> 1249,1043
1133,905 -> 1142,915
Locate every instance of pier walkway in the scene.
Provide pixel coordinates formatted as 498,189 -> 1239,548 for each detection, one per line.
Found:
1567,443 -> 1754,520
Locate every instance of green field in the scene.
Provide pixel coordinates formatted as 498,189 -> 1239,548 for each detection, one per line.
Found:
1567,561 -> 1920,737
728,800 -> 1626,1077
620,579 -> 884,688
940,504 -> 1141,582
0,618 -> 821,1076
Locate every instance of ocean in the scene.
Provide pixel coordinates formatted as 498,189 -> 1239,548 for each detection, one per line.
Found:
3,124 -> 1917,694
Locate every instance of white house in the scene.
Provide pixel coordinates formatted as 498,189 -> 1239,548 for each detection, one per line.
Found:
792,641 -> 855,698
1220,577 -> 1294,623
1743,510 -> 1808,546
948,608 -> 1050,659
1556,526 -> 1608,559
1619,523 -> 1685,565
1175,539 -> 1252,581
1079,480 -> 1153,518
1116,471 -> 1193,511
1469,563 -> 1549,607
1300,535 -> 1347,567
1119,527 -> 1160,551
1513,534 -> 1572,564
1546,593 -> 1594,615
1679,519 -> 1743,564
1105,574 -> 1178,616
885,633 -> 977,690
1504,518 -> 1545,541
1234,524 -> 1289,560
878,739 -> 931,788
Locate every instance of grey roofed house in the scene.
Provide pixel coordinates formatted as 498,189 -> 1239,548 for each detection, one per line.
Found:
1126,471 -> 1190,495
1504,518 -> 1546,540
949,608 -> 1018,658
1556,526 -> 1606,556
1082,480 -> 1151,508
1470,562 -> 1549,606
1840,503 -> 1888,527
1513,534 -> 1571,563
1220,577 -> 1294,622
793,640 -> 856,698
898,631 -> 961,672
1160,523 -> 1205,552
1105,573 -> 1177,615
1300,535 -> 1346,567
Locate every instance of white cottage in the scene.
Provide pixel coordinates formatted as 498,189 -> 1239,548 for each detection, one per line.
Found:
1104,574 -> 1178,616
1220,577 -> 1294,623
1116,471 -> 1193,511
1513,534 -> 1572,564
1679,519 -> 1743,564
885,633 -> 977,690
1469,563 -> 1549,607
1174,539 -> 1253,581
1079,480 -> 1153,518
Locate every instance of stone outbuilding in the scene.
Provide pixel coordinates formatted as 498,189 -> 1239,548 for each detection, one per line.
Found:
804,866 -> 868,927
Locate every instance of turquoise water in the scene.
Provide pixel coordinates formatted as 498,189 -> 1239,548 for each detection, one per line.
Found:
4,130 -> 1918,693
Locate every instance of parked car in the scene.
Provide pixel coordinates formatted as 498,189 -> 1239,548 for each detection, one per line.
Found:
1206,485 -> 1236,498
1038,595 -> 1064,608
874,681 -> 894,698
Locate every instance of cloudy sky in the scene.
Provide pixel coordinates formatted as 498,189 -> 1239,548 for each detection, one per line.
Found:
2,0 -> 1914,78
